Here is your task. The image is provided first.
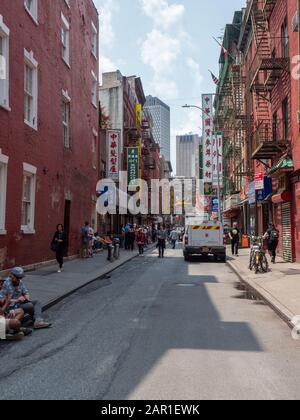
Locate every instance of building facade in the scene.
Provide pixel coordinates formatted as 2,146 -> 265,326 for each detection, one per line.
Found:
0,0 -> 99,270
144,95 -> 171,162
100,71 -> 162,231
215,0 -> 300,262
176,134 -> 201,178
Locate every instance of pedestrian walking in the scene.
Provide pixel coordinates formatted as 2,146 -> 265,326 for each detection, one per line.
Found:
264,223 -> 280,264
229,222 -> 240,257
152,226 -> 157,243
136,228 -> 146,256
51,224 -> 68,273
123,224 -> 131,250
88,226 -> 95,258
80,222 -> 90,258
129,227 -> 136,251
169,228 -> 178,250
157,226 -> 167,258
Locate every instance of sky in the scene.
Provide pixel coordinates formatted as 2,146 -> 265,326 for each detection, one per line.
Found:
94,0 -> 245,170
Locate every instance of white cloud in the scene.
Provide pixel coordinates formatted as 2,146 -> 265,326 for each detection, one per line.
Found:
98,0 -> 119,48
140,0 -> 185,30
187,58 -> 204,86
141,29 -> 181,99
100,55 -> 118,79
141,30 -> 181,74
175,108 -> 202,136
150,77 -> 179,100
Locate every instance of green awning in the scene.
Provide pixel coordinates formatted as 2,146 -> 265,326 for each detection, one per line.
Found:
268,157 -> 294,176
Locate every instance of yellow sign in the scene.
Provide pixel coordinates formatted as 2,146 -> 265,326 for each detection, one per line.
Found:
136,104 -> 142,127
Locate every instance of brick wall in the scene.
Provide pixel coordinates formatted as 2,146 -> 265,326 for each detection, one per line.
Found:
0,0 -> 99,269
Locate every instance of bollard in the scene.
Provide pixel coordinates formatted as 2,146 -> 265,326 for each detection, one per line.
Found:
113,238 -> 120,260
107,244 -> 114,262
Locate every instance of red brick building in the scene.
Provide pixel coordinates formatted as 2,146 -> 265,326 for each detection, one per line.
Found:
0,0 -> 99,270
217,0 -> 300,262
240,0 -> 300,262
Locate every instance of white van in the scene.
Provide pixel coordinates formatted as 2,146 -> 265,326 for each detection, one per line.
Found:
183,221 -> 226,262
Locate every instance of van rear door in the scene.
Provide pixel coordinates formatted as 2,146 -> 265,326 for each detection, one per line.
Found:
190,224 -> 223,247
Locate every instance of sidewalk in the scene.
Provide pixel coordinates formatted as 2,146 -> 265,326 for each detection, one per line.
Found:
227,247 -> 300,327
20,247 -> 150,311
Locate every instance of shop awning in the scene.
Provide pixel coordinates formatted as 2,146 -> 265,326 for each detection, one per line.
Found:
268,157 -> 294,177
272,191 -> 292,204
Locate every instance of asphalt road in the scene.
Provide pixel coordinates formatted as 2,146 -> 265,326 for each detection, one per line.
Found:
1,247 -> 300,400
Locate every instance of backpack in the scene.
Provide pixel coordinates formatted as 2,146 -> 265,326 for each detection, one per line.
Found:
269,229 -> 279,242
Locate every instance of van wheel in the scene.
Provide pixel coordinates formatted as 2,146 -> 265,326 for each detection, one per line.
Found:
184,255 -> 190,262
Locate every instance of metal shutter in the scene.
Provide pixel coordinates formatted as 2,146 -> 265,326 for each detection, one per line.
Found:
282,203 -> 293,262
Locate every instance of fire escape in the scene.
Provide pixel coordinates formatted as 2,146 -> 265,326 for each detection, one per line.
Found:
230,62 -> 247,187
248,0 -> 290,164
215,71 -> 235,195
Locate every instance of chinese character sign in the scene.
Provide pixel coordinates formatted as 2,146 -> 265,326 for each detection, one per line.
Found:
202,94 -> 213,186
212,132 -> 223,188
127,147 -> 139,186
107,130 -> 120,181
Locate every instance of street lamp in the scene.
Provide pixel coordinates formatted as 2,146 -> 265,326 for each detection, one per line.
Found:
182,104 -> 222,223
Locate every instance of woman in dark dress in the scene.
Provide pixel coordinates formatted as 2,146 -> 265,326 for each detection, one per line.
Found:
52,224 -> 68,273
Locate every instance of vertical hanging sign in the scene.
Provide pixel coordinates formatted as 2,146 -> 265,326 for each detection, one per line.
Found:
202,94 -> 213,196
127,147 -> 139,187
136,104 -> 142,127
107,130 -> 120,181
212,132 -> 223,188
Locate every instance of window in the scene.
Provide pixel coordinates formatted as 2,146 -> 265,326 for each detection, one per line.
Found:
21,163 -> 37,234
0,15 -> 9,110
92,131 -> 97,169
0,150 -> 8,234
63,101 -> 70,148
91,22 -> 98,58
281,18 -> 289,58
92,71 -> 97,107
61,13 -> 70,66
62,91 -> 71,148
282,97 -> 289,140
24,0 -> 38,22
24,49 -> 38,129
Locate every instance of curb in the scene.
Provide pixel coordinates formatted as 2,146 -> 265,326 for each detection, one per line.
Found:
227,260 -> 295,330
42,246 -> 156,312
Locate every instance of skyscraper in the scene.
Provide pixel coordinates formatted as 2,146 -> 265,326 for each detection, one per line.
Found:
176,134 -> 201,178
144,96 -> 171,162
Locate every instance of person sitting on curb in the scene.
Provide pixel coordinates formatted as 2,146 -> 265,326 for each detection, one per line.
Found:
0,277 -> 25,341
2,267 -> 51,330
